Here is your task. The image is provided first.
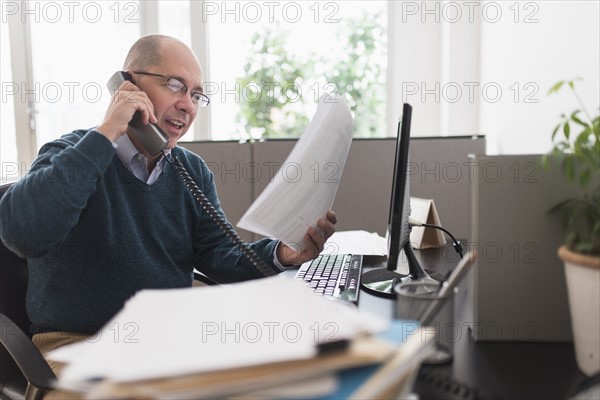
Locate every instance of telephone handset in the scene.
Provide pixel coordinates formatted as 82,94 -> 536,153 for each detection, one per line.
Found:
107,71 -> 169,156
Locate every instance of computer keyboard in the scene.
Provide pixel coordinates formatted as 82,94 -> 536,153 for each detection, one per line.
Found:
294,254 -> 363,303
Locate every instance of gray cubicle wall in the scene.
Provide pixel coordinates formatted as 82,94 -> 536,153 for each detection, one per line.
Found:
470,155 -> 593,342
181,141 -> 255,242
409,136 -> 486,240
182,136 -> 485,242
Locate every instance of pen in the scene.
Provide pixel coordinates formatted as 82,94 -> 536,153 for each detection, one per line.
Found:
420,249 -> 478,326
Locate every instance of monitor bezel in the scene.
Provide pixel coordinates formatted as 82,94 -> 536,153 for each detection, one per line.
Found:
386,103 -> 412,272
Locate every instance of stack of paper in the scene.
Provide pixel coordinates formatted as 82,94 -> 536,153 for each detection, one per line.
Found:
84,323 -> 434,400
48,276 -> 390,398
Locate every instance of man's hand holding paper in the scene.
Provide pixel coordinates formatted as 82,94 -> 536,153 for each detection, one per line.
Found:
277,210 -> 338,266
237,94 -> 354,254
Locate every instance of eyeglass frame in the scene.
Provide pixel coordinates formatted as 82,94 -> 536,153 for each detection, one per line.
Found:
131,71 -> 210,107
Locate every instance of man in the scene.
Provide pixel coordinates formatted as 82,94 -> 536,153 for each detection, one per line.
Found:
0,35 -> 336,368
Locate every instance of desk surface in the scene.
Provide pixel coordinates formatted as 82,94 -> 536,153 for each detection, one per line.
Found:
357,247 -> 590,400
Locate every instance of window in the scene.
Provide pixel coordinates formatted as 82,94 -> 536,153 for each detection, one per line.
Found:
157,0 -> 191,47
3,1 -> 388,164
27,1 -> 140,149
203,1 -> 387,140
1,20 -> 18,183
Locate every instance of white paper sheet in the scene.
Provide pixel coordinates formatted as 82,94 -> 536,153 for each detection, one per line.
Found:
321,230 -> 388,256
237,94 -> 354,250
49,276 -> 386,385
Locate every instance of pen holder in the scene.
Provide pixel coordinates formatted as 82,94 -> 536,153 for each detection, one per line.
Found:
395,281 -> 458,364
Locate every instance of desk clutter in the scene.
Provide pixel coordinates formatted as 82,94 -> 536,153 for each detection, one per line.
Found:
47,276 -> 434,399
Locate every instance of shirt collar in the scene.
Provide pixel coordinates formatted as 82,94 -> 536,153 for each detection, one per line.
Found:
115,133 -> 171,165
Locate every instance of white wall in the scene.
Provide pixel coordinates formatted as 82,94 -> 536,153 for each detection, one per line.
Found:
388,1 -> 599,155
479,1 -> 599,154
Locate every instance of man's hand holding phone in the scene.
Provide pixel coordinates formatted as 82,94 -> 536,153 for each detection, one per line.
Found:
97,79 -> 158,143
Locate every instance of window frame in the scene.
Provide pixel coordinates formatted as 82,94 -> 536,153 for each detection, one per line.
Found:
5,10 -> 37,170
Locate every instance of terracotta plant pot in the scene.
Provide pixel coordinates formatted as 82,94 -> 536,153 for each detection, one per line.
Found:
559,245 -> 600,376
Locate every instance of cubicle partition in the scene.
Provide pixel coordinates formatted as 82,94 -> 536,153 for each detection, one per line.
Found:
469,155 -> 592,342
181,136 -> 486,242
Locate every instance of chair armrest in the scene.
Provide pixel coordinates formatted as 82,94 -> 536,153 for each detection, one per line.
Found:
0,314 -> 55,391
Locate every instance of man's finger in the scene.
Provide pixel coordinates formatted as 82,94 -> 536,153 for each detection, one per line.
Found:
308,227 -> 326,252
327,210 -> 337,225
317,219 -> 336,239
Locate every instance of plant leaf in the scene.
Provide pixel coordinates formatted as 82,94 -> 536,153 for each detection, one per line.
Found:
579,167 -> 591,187
564,156 -> 575,182
592,116 -> 600,136
551,123 -> 561,141
557,141 -> 570,152
574,128 -> 590,153
563,121 -> 570,140
540,154 -> 549,170
548,80 -> 565,94
570,110 -> 588,127
547,198 -> 577,215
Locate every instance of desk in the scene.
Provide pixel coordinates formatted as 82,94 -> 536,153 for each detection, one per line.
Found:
52,247 -> 590,399
358,247 -> 590,399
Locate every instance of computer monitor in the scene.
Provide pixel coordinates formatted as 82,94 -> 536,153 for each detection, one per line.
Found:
360,103 -> 434,299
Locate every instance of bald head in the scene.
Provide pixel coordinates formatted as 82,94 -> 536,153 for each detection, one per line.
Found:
118,34 -> 203,149
123,34 -> 189,70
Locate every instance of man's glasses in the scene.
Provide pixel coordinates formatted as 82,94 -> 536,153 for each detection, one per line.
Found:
132,71 -> 210,107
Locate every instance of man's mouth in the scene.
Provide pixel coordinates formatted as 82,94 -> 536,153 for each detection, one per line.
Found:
166,119 -> 185,131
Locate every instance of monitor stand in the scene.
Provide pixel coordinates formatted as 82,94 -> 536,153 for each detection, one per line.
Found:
360,243 -> 439,299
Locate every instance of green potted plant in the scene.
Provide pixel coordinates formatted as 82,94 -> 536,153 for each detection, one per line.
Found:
543,78 -> 600,376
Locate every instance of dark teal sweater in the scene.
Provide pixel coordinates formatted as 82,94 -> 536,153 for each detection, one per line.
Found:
0,130 -> 279,334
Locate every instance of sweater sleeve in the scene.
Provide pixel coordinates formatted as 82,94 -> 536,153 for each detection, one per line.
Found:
0,130 -> 116,258
187,157 -> 281,283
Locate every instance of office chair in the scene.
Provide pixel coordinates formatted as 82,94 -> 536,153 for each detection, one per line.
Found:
0,183 -> 55,400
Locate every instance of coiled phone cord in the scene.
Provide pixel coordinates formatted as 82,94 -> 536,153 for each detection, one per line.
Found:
164,152 -> 277,278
